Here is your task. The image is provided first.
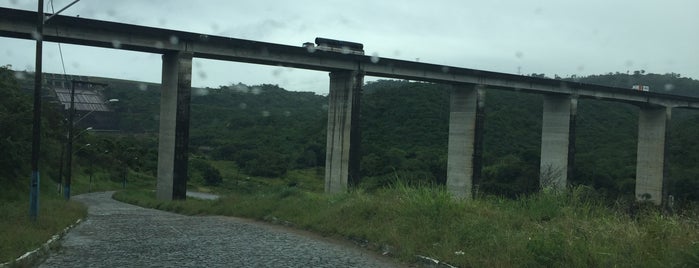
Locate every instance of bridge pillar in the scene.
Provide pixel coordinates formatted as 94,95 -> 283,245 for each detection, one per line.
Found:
635,107 -> 670,205
325,71 -> 363,193
446,85 -> 484,199
157,52 -> 193,200
539,95 -> 576,190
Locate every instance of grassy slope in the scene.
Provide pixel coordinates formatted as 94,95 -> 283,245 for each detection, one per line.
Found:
0,181 -> 86,264
114,168 -> 699,267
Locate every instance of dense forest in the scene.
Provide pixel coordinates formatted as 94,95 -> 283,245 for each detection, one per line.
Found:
2,65 -> 699,204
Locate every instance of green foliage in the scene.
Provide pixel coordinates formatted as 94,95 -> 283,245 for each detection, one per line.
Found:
189,157 -> 222,186
51,70 -> 699,202
0,65 -> 32,182
115,184 -> 699,267
0,177 -> 87,264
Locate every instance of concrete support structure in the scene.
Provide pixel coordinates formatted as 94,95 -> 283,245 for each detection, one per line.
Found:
157,52 -> 193,200
325,71 -> 363,193
446,85 -> 482,199
635,107 -> 671,205
539,95 -> 576,190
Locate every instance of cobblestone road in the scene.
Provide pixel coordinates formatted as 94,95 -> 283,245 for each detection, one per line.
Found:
39,192 -> 402,268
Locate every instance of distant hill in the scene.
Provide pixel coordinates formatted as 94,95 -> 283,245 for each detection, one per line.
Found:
12,70 -> 699,201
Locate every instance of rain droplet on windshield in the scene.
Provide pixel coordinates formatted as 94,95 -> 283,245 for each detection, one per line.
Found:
370,53 -> 380,64
284,111 -> 291,117
250,87 -> 262,95
441,66 -> 450,73
138,83 -> 148,91
198,70 -> 207,80
154,41 -> 164,49
193,88 -> 209,96
515,51 -> 523,59
341,46 -> 351,54
111,39 -> 122,49
664,83 -> 675,91
14,71 -> 26,80
306,45 -> 316,53
31,30 -> 42,41
261,110 -> 270,117
239,103 -> 247,109
169,36 -> 179,45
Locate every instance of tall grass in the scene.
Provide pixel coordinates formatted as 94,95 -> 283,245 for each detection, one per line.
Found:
114,182 -> 699,267
0,181 -> 87,264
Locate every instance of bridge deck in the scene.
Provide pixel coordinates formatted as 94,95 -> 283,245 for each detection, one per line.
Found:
1,7 -> 698,108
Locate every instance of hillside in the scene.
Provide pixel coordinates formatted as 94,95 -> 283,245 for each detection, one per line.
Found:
9,69 -> 699,202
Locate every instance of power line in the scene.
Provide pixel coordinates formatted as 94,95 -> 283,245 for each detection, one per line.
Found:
49,0 -> 69,79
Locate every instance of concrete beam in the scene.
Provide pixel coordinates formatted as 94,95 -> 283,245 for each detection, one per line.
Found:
446,85 -> 483,199
635,107 -> 670,205
325,71 -> 363,193
540,95 -> 576,190
157,52 -> 192,200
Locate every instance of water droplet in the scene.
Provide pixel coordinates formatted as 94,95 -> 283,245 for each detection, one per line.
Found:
625,60 -> 634,67
31,31 -> 42,41
341,46 -> 351,54
370,53 -> 380,63
261,110 -> 270,117
232,84 -> 249,93
14,72 -> 26,80
193,88 -> 209,96
199,34 -> 209,41
154,41 -> 164,49
158,18 -> 167,26
515,51 -> 523,59
138,83 -> 148,91
198,71 -> 207,80
169,36 -> 179,45
664,83 -> 675,91
441,66 -> 450,73
322,104 -> 328,110
106,9 -> 116,17
9,0 -> 18,5
306,44 -> 316,53
284,111 -> 291,117
577,65 -> 585,72
111,39 -> 122,49
210,23 -> 220,32
239,103 -> 247,109
251,87 -> 261,95
71,62 -> 80,69
272,68 -> 283,77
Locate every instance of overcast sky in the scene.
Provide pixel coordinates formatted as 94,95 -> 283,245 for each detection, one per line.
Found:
2,0 -> 698,94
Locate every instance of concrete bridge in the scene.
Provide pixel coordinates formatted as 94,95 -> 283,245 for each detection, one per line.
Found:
2,7 -> 698,205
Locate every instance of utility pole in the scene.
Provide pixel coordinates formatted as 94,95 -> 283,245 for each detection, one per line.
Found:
64,80 -> 110,200
64,80 -> 76,200
30,0 -> 45,222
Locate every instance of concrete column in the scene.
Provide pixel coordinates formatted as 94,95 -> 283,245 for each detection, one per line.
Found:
446,85 -> 480,199
157,52 -> 193,200
635,107 -> 670,205
540,95 -> 575,190
325,71 -> 363,193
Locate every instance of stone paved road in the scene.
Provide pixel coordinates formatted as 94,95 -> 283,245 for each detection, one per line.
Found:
39,192 -> 403,268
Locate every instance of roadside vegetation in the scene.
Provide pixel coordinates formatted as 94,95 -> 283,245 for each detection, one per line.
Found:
115,177 -> 699,267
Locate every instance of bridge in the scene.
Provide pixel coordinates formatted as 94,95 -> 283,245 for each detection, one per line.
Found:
2,7 -> 697,205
